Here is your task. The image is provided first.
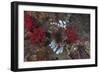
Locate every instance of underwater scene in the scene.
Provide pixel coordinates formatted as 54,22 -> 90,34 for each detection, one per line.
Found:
24,11 -> 90,61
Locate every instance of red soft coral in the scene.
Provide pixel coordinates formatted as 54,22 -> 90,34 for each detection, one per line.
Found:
65,25 -> 79,43
30,27 -> 45,45
24,12 -> 33,31
24,12 -> 45,45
